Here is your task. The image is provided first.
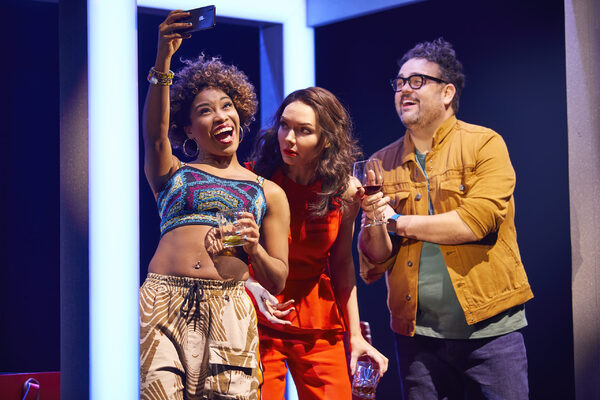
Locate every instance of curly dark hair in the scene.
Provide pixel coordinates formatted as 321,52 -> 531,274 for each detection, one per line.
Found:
251,87 -> 362,216
169,54 -> 258,153
398,38 -> 465,112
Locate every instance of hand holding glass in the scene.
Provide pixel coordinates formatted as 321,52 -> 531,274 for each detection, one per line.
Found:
351,360 -> 380,399
216,209 -> 248,247
353,158 -> 386,227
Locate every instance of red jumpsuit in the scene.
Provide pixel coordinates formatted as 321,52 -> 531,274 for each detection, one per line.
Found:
255,169 -> 352,400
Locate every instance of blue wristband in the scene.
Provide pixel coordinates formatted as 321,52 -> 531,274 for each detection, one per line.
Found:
389,213 -> 401,221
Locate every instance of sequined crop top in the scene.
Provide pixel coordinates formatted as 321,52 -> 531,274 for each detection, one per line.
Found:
157,163 -> 267,236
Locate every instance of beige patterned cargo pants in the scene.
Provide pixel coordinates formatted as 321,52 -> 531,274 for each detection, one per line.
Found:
140,273 -> 262,400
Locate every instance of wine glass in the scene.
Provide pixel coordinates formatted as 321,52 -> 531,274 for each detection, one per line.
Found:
353,158 -> 386,227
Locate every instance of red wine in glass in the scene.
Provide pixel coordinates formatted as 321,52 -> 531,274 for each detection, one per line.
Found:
363,185 -> 382,196
353,158 -> 386,227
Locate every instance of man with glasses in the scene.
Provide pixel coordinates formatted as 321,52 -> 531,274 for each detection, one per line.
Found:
357,38 -> 533,399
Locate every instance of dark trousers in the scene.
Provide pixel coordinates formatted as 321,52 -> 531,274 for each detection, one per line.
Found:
394,331 -> 529,400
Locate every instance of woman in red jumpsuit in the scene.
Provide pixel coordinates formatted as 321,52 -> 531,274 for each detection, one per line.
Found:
246,87 -> 388,399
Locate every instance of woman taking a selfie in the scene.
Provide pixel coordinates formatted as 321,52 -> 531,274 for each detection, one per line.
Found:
246,87 -> 389,399
139,10 -> 289,400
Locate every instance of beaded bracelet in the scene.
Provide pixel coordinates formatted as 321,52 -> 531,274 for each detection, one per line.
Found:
147,67 -> 174,86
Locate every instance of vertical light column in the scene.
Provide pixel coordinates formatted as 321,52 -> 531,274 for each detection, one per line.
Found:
282,4 -> 315,94
284,364 -> 300,400
88,0 -> 140,398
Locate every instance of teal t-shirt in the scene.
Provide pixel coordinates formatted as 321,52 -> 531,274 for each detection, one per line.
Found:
413,150 -> 527,339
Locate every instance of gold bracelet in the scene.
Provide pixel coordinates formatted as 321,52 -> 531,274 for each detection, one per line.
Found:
147,67 -> 174,86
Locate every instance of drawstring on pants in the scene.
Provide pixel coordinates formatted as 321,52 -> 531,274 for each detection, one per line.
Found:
180,281 -> 204,329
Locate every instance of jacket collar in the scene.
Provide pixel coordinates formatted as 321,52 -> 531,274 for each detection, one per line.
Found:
432,115 -> 457,149
399,115 -> 458,165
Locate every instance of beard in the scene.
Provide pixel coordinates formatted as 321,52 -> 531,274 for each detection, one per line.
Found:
400,109 -> 419,128
399,101 -> 445,130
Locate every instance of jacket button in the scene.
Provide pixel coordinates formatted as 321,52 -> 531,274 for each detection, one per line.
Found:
415,193 -> 422,201
459,184 -> 465,191
406,294 -> 412,301
407,261 -> 413,267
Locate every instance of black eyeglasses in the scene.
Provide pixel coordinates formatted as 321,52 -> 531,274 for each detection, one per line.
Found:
390,74 -> 447,92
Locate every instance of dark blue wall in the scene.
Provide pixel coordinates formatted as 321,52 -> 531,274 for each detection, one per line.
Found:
315,0 -> 572,398
2,0 -> 60,373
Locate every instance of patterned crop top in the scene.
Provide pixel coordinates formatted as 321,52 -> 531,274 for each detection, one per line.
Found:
157,163 -> 267,236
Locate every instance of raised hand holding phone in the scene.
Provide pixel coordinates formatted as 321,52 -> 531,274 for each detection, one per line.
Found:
156,6 -> 216,62
155,10 -> 192,65
177,5 -> 216,33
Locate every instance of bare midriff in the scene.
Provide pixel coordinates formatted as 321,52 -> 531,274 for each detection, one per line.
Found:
147,225 -> 250,281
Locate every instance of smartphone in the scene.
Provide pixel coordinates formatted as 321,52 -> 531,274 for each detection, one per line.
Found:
180,5 -> 216,33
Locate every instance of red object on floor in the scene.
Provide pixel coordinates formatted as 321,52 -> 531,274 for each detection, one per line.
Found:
0,372 -> 60,400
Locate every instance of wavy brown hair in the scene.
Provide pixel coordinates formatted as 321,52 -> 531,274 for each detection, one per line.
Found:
251,87 -> 361,216
169,54 -> 258,153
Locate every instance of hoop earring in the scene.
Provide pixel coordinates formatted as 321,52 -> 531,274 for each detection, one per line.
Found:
239,127 -> 245,143
182,137 -> 199,158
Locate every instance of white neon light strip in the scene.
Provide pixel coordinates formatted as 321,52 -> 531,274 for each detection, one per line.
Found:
137,0 -> 315,94
88,0 -> 140,398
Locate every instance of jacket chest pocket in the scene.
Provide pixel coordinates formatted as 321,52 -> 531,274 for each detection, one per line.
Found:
389,190 -> 412,214
383,179 -> 426,215
438,178 -> 467,211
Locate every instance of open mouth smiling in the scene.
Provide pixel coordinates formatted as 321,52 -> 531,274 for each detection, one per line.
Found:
213,125 -> 234,143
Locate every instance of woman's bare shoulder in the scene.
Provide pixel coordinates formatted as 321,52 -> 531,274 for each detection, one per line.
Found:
262,178 -> 287,202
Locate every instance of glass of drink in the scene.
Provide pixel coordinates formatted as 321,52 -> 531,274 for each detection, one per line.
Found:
353,158 -> 385,227
351,360 -> 380,399
216,209 -> 248,247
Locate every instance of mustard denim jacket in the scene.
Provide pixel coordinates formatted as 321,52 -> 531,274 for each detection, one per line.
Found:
359,116 -> 534,336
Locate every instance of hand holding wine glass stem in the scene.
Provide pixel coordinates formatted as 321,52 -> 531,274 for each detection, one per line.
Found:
365,169 -> 381,221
